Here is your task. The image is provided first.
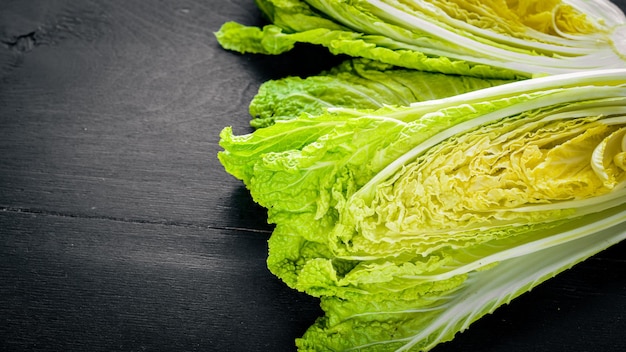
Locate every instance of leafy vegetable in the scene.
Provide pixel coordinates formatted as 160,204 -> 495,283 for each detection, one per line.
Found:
250,59 -> 512,128
219,69 -> 626,351
215,0 -> 626,78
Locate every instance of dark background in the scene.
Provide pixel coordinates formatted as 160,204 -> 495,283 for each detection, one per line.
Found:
1,1 -> 625,351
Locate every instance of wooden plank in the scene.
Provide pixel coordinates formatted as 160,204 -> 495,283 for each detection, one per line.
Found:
0,0 -> 341,230
0,0 -> 259,229
0,211 -> 322,352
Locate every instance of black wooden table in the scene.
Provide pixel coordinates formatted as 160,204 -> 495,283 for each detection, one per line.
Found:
1,1 -> 625,351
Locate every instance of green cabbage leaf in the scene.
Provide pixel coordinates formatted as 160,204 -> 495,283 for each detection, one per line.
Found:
215,0 -> 626,78
249,59 -> 512,128
219,69 -> 626,351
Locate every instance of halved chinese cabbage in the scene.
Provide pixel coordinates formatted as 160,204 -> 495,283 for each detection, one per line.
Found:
215,0 -> 626,78
219,69 -> 626,351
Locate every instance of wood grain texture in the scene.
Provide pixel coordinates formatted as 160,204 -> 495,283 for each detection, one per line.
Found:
0,211 -> 322,352
1,1 -> 625,351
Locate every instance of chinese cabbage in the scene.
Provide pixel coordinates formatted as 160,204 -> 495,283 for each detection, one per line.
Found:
215,0 -> 626,78
218,69 -> 626,351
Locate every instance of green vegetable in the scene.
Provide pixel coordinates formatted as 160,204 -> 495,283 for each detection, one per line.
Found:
219,69 -> 626,351
215,0 -> 626,78
250,59 -> 512,128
